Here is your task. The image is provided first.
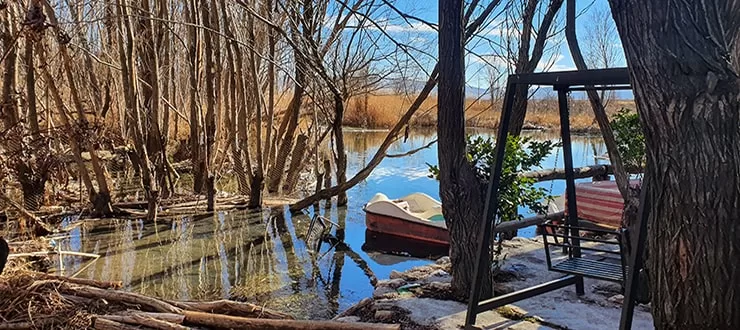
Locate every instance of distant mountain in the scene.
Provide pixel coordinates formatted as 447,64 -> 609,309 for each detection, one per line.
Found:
379,78 -> 492,99
379,77 -> 633,100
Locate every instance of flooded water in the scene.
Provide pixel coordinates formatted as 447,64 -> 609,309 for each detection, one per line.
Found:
56,128 -> 607,319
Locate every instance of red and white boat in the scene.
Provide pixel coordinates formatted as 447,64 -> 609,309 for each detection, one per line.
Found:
363,193 -> 449,246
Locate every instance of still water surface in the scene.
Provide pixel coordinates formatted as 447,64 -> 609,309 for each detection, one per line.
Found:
57,129 -> 607,319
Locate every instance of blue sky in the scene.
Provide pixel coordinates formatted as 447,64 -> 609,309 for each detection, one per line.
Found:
358,0 -> 626,91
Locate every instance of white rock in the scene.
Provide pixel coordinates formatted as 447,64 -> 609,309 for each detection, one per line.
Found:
608,294 -> 625,304
377,278 -> 406,289
388,270 -> 404,279
435,256 -> 451,265
335,316 -> 361,323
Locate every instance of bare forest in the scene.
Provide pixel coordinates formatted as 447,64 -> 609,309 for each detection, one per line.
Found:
0,0 -> 606,224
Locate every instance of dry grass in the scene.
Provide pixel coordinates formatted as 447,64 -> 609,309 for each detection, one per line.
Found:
159,93 -> 634,150
344,94 -> 635,132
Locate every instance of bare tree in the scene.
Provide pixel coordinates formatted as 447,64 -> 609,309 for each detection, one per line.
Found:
503,0 -> 565,135
583,5 -> 621,104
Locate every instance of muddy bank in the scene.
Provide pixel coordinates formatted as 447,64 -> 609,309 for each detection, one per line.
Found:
338,237 -> 654,329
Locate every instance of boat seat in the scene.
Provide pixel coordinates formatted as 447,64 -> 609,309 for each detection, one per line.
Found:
394,200 -> 410,211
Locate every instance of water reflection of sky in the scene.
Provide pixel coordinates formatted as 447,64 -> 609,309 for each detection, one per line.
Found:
57,128 -> 606,320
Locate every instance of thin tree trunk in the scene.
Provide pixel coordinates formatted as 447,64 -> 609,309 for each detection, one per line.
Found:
564,0 -> 630,201
609,1 -> 740,328
267,66 -> 304,193
36,46 -> 97,205
283,134 -> 308,193
507,0 -> 564,136
438,0 -> 491,299
186,0 -> 205,194
202,1 -> 217,211
332,95 -> 348,206
42,1 -> 113,215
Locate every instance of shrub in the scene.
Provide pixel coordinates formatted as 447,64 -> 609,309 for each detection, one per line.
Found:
611,108 -> 645,172
428,134 -> 559,223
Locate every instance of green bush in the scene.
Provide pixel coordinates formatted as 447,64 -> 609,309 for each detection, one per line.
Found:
428,134 -> 559,223
611,108 -> 645,172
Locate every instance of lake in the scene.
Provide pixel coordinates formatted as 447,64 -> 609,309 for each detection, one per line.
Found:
56,128 -> 607,319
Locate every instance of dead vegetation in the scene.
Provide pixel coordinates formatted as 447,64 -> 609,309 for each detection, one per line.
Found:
0,259 -> 399,330
343,94 -> 634,132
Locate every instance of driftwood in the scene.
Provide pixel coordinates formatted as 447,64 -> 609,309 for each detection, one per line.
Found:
93,318 -> 144,330
3,272 -> 301,330
97,314 -> 188,330
520,164 -> 613,182
33,272 -> 122,289
114,312 -> 186,324
60,284 -> 183,314
182,310 -> 400,330
0,318 -> 57,329
165,299 -> 294,320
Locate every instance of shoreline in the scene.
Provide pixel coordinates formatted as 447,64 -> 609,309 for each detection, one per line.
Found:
336,237 -> 653,329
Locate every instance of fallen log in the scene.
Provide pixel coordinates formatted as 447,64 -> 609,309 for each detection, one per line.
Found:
493,211 -> 565,233
520,164 -> 613,182
114,312 -> 185,324
93,318 -> 145,330
0,318 -> 57,330
33,272 -> 122,289
165,299 -> 293,320
60,284 -> 183,314
0,192 -> 54,236
333,298 -> 372,320
182,311 -> 400,330
97,314 -> 188,330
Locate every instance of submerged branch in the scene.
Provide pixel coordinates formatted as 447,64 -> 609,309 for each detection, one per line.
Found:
386,139 -> 437,158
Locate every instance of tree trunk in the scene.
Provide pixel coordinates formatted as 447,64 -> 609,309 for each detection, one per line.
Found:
138,0 -> 165,220
506,0 -> 564,136
267,67 -> 304,193
609,1 -> 740,328
564,0 -> 630,202
332,95 -> 348,206
42,1 -> 113,216
438,0 -> 491,299
283,134 -> 308,193
186,0 -> 205,194
202,1 -> 217,208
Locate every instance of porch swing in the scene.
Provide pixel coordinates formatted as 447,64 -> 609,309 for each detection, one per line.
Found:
463,68 -> 649,330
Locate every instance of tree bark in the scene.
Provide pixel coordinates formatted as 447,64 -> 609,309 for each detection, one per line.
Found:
332,95 -> 348,206
202,1 -> 217,210
267,66 -> 304,194
438,0 -> 491,299
186,0 -> 205,194
283,134 -> 308,193
608,1 -> 740,328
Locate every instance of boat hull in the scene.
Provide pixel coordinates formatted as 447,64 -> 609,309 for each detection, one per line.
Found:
365,211 -> 449,246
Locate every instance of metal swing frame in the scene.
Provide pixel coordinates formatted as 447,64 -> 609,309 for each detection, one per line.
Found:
463,67 -> 649,330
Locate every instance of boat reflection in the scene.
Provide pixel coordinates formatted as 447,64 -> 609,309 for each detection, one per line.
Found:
361,230 -> 448,266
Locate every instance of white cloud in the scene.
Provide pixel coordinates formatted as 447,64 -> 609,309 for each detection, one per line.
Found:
536,53 -> 577,72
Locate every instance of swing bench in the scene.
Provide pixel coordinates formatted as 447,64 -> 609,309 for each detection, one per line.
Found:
540,220 -> 626,283
464,68 -> 649,330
